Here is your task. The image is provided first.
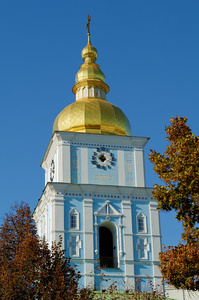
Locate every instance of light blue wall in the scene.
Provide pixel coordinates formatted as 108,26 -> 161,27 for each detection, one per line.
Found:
64,196 -> 84,258
132,201 -> 151,234
62,196 -> 155,290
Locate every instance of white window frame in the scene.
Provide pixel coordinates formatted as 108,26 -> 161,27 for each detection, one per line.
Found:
69,208 -> 79,230
136,212 -> 147,233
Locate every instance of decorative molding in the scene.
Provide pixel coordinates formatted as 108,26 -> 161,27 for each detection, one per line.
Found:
95,200 -> 122,217
69,208 -> 79,230
136,212 -> 147,234
136,237 -> 150,260
65,192 -> 153,201
62,141 -> 135,150
67,234 -> 82,257
94,201 -> 124,255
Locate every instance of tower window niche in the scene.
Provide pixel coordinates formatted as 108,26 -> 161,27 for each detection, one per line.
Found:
69,208 -> 79,230
99,221 -> 118,268
94,86 -> 98,97
88,86 -> 94,97
136,212 -> 147,233
100,88 -> 103,98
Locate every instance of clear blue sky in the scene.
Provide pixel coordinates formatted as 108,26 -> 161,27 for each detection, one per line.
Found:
0,1 -> 198,248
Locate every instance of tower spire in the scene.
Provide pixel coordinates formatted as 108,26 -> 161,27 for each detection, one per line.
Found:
86,15 -> 91,44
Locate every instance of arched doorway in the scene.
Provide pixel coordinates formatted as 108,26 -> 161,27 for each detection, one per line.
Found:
99,221 -> 118,268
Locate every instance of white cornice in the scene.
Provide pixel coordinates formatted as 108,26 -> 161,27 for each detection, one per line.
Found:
41,131 -> 149,169
33,182 -> 155,219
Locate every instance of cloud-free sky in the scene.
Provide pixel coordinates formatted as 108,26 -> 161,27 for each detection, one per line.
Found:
0,1 -> 198,247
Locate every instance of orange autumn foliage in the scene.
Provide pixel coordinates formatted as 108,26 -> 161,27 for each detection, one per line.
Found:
0,203 -> 80,299
149,117 -> 199,290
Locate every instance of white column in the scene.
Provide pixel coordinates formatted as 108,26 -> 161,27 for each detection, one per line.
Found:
122,200 -> 135,288
83,198 -> 94,288
81,147 -> 88,184
150,201 -> 162,286
51,193 -> 65,248
134,147 -> 145,187
117,150 -> 125,186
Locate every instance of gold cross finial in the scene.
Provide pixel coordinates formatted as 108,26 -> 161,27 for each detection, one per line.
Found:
86,15 -> 91,34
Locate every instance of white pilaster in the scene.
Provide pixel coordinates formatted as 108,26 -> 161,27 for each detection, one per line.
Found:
150,201 -> 162,286
83,198 -> 94,287
117,150 -> 125,186
122,200 -> 135,288
51,193 -> 65,247
134,147 -> 145,187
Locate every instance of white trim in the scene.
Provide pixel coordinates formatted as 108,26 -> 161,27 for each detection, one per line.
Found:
69,208 -> 79,230
136,212 -> 147,233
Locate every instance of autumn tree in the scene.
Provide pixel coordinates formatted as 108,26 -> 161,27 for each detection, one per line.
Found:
0,202 -> 80,299
149,116 -> 199,290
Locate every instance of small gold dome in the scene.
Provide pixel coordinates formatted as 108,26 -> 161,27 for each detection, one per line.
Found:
53,99 -> 131,136
75,34 -> 105,84
75,64 -> 105,83
82,41 -> 97,61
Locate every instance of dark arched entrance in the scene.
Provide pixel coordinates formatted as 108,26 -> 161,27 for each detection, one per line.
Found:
99,226 -> 113,268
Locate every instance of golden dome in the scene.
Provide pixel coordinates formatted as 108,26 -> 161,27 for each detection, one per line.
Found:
53,29 -> 131,136
53,99 -> 131,136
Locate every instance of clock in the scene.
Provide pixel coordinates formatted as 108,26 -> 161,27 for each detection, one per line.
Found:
50,159 -> 55,182
91,147 -> 116,170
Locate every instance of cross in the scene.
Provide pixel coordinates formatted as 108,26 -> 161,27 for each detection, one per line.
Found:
86,15 -> 91,34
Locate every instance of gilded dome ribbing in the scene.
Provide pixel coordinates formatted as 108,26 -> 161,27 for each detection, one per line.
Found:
53,32 -> 131,136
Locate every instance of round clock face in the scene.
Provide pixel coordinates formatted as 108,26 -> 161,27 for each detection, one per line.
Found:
91,147 -> 116,170
50,159 -> 55,182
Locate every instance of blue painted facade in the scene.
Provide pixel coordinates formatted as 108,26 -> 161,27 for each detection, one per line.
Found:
33,132 -> 162,291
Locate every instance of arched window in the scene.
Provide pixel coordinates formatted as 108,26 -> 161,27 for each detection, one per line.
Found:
82,87 -> 88,98
99,221 -> 118,268
136,212 -> 147,233
69,208 -> 79,230
82,87 -> 86,98
88,86 -> 93,97
102,89 -> 105,99
100,88 -> 103,98
94,87 -> 98,97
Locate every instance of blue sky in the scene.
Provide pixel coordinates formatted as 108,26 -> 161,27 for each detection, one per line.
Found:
0,1 -> 198,248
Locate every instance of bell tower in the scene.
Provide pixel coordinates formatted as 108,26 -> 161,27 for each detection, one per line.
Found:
33,17 -> 162,291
